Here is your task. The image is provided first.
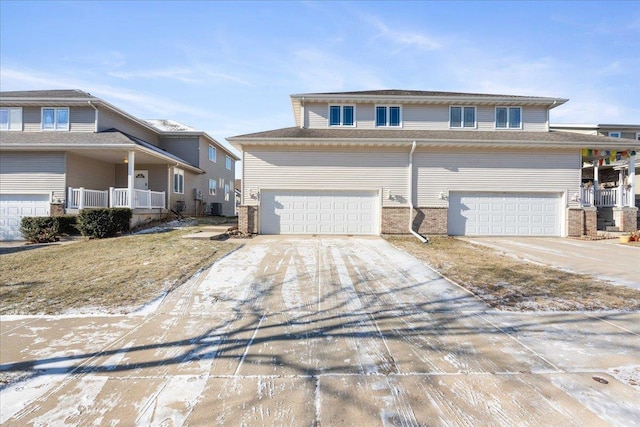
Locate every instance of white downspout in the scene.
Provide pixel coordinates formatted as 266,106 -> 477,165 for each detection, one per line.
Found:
88,100 -> 98,132
409,140 -> 428,243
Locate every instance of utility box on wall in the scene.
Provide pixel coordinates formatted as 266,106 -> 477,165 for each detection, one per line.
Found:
193,188 -> 203,200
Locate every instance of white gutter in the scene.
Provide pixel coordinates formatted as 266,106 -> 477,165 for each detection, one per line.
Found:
408,140 -> 428,243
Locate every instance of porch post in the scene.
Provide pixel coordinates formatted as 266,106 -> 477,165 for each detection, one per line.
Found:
127,151 -> 135,209
617,168 -> 624,208
593,161 -> 599,192
78,187 -> 85,210
630,153 -> 636,208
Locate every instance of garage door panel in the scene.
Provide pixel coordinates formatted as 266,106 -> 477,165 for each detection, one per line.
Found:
261,190 -> 378,235
448,192 -> 561,236
0,194 -> 50,241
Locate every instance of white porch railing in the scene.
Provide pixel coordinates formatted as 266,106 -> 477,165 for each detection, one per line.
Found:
132,189 -> 166,209
68,187 -> 165,209
67,187 -> 109,209
580,185 -> 633,207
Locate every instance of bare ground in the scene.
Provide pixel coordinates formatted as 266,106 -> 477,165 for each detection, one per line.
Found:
387,236 -> 640,311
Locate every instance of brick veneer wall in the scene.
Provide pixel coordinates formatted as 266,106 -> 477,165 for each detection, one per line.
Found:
566,207 -> 597,237
238,206 -> 258,234
613,207 -> 638,232
381,207 -> 448,235
566,208 -> 583,237
584,207 -> 597,237
50,203 -> 65,217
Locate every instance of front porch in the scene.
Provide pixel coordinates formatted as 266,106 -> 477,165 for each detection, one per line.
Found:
67,187 -> 166,210
579,149 -> 637,232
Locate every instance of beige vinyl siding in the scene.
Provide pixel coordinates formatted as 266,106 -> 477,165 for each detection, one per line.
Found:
114,164 -> 167,192
305,103 -> 549,131
69,107 -> 96,132
521,106 -> 548,131
66,153 -> 115,190
306,103 -> 327,128
242,147 -> 408,207
158,136 -> 200,166
193,138 -> 236,216
97,108 -> 158,144
22,107 -> 41,132
20,107 -> 95,132
415,148 -> 580,207
0,152 -> 65,199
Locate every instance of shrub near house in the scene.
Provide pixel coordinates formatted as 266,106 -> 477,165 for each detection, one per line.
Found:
20,208 -> 131,242
77,208 -> 132,238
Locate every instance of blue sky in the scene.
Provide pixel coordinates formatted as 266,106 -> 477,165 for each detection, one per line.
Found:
1,0 -> 639,166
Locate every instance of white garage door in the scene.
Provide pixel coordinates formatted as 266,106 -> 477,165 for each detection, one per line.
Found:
261,190 -> 378,235
448,192 -> 561,236
0,194 -> 50,241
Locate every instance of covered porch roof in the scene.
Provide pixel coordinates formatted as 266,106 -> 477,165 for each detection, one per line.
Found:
0,129 -> 203,173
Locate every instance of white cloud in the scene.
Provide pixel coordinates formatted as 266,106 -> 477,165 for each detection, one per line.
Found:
289,48 -> 385,92
364,15 -> 441,51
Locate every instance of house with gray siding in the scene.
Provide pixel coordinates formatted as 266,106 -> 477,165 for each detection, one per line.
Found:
0,89 -> 239,240
229,90 -> 638,238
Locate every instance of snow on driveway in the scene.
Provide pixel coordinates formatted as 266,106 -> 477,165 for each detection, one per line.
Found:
1,236 -> 639,426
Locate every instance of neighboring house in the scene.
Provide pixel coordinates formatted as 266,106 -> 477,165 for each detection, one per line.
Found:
551,123 -> 640,230
0,89 -> 239,240
229,89 -> 638,237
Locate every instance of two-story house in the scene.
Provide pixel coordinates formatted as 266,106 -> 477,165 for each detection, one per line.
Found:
0,89 -> 239,240
229,90 -> 638,237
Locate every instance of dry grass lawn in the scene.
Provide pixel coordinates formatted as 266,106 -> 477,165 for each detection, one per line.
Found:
388,236 -> 640,311
0,224 -> 240,315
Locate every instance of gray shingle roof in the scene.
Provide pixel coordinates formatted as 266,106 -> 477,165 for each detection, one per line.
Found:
0,89 -> 97,99
0,129 -> 198,168
294,89 -> 551,99
228,127 -> 640,149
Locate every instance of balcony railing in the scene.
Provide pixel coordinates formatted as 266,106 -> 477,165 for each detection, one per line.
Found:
68,187 -> 165,209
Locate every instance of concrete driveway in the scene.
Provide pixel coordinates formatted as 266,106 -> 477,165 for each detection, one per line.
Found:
463,237 -> 640,289
1,236 -> 639,426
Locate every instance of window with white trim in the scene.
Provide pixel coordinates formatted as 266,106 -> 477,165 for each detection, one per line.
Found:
42,107 -> 69,131
226,155 -> 232,170
636,132 -> 640,141
173,168 -> 184,194
208,179 -> 217,195
328,105 -> 355,127
224,183 -> 230,201
449,106 -> 476,128
495,107 -> 522,129
208,145 -> 217,162
608,131 -> 621,138
0,107 -> 22,131
375,106 -> 401,127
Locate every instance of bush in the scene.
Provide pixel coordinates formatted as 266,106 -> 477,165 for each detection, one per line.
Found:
20,217 -> 60,243
77,208 -> 132,239
57,215 -> 79,235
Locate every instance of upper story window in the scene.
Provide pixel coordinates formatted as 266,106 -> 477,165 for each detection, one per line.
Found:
496,107 -> 522,129
173,168 -> 184,194
42,107 -> 69,131
375,106 -> 401,127
608,131 -> 621,138
329,105 -> 355,127
0,107 -> 22,131
450,106 -> 476,128
226,155 -> 232,170
209,145 -> 217,162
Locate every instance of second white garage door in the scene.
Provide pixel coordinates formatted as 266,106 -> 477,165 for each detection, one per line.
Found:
260,190 -> 379,235
448,192 -> 561,236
